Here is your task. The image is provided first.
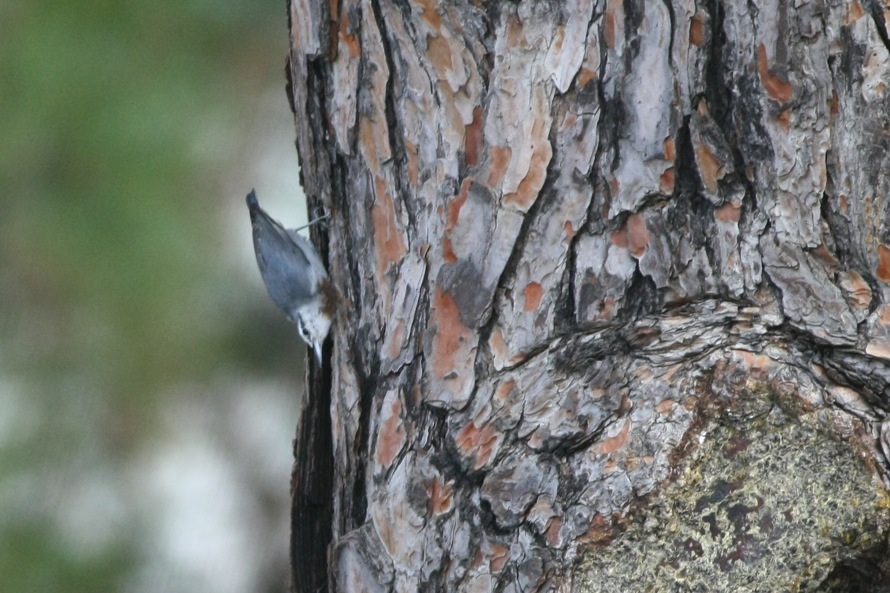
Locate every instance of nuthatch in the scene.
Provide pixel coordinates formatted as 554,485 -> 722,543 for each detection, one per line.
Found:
246,190 -> 335,364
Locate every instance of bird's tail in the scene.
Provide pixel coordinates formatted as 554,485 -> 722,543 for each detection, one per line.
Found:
246,189 -> 260,213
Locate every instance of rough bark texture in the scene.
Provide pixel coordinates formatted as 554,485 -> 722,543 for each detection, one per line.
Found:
285,0 -> 890,591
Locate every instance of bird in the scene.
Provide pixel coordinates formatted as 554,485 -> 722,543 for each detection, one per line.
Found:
246,190 -> 335,364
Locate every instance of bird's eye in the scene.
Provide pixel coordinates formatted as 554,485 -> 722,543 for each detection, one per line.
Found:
297,316 -> 310,340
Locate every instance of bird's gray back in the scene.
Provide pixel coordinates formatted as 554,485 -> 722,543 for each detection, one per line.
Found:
286,229 -> 329,282
251,215 -> 322,313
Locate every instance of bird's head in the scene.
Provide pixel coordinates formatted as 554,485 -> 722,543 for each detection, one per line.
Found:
294,306 -> 332,365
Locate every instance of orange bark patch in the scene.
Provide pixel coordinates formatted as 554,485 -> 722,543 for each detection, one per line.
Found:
371,177 -> 407,273
465,107 -> 483,168
455,421 -> 499,469
495,379 -> 516,403
447,179 -> 471,232
840,271 -> 872,309
505,15 -> 525,48
777,108 -> 792,130
813,244 -> 839,268
416,0 -> 442,30
427,35 -> 454,79
635,367 -> 655,381
866,340 -> 890,361
359,118 -> 382,173
715,202 -> 741,223
489,544 -> 509,573
470,548 -> 484,569
695,142 -> 723,194
846,0 -> 865,24
592,419 -> 631,455
585,513 -> 614,546
375,396 -> 405,470
658,363 -> 681,382
577,66 -> 597,87
442,181 -> 466,261
443,236 -> 457,264
431,287 -> 472,379
410,383 -> 422,408
626,213 -> 650,257
488,326 -> 508,364
443,181 -> 469,264
831,89 -> 839,115
757,43 -> 793,103
339,31 -> 360,58
656,399 -> 675,414
839,194 -> 849,213
660,167 -> 675,194
611,228 -> 628,248
337,7 -> 360,58
545,516 -> 563,547
599,297 -> 617,320
603,11 -> 616,49
524,282 -> 544,312
734,350 -> 774,374
877,244 -> 890,282
488,146 -> 512,187
689,15 -> 705,46
564,220 -> 576,242
550,24 -> 566,58
405,140 -> 419,187
386,319 -> 406,360
328,0 -> 339,58
427,476 -> 454,516
503,126 -> 550,211
664,136 -> 676,162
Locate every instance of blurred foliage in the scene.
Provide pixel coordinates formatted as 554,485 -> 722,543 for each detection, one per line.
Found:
0,0 -> 298,591
0,0 -> 289,404
2,520 -> 134,593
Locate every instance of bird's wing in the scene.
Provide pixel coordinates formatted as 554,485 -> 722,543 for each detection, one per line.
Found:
286,230 -> 329,281
251,209 -> 317,312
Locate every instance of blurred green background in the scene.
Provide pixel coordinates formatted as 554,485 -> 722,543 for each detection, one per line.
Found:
0,2 -> 310,592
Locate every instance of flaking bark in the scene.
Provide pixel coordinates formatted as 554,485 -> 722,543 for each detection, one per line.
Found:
287,1 -> 890,591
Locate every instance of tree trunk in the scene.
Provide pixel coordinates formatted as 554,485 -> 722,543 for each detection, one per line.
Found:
285,1 -> 890,591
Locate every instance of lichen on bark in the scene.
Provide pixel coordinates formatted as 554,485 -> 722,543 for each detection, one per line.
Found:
577,380 -> 890,592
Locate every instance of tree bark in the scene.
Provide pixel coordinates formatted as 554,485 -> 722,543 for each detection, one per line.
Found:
286,1 -> 890,591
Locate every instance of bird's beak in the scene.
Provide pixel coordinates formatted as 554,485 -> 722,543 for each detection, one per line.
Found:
312,341 -> 323,366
